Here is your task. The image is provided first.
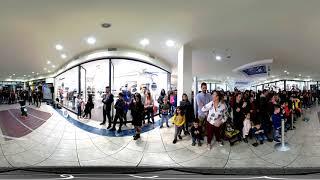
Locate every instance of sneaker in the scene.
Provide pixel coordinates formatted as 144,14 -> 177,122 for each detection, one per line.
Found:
106,125 -> 111,129
110,127 -> 116,131
117,129 -> 122,133
192,142 -> 196,146
173,139 -> 177,144
207,144 -> 211,150
178,135 -> 182,140
274,139 -> 281,143
260,140 -> 264,144
218,141 -> 224,147
198,142 -> 202,147
184,131 -> 190,135
134,134 -> 140,140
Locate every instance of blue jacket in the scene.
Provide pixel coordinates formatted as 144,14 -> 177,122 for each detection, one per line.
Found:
272,113 -> 282,130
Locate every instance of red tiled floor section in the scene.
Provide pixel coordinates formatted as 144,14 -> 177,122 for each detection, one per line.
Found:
9,109 -> 46,130
26,107 -> 52,120
0,110 -> 31,140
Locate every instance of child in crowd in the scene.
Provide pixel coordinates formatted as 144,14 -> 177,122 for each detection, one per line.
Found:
19,100 -> 27,119
272,105 -> 282,142
251,121 -> 267,146
190,119 -> 202,146
172,106 -> 185,144
242,112 -> 251,143
111,93 -> 126,133
75,95 -> 83,119
160,96 -> 170,128
282,101 -> 294,130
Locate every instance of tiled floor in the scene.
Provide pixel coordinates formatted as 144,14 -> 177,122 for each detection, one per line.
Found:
0,103 -> 319,168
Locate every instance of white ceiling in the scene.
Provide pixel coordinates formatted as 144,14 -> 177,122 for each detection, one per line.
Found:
1,0 -> 320,82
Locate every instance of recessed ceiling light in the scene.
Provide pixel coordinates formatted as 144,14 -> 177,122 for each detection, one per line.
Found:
87,37 -> 96,45
48,70 -> 51,73
299,74 -> 301,76
52,65 -> 56,68
140,38 -> 149,46
166,40 -> 175,47
55,44 -> 63,51
61,54 -> 67,59
9,76 -> 12,78
284,70 -> 287,73
271,75 -> 275,78
215,55 -> 222,61
32,72 -> 34,74
23,75 -> 26,76
47,61 -> 51,64
13,74 -> 15,76
28,75 -> 30,77
36,73 -> 39,75
287,72 -> 290,74
44,67 -> 47,70
101,23 -> 112,28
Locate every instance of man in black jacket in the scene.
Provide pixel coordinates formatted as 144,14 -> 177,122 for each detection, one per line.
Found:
101,86 -> 114,128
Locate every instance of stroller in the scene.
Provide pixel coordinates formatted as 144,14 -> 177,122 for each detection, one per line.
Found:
19,100 -> 27,118
223,118 -> 242,146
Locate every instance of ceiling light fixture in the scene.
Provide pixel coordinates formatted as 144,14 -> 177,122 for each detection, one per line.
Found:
140,38 -> 149,46
299,74 -> 301,76
48,70 -> 51,73
215,55 -> 222,61
32,72 -> 34,74
52,65 -> 56,68
101,23 -> 112,28
47,61 -> 51,64
36,73 -> 39,75
87,37 -> 96,45
287,72 -> 290,75
61,54 -> 67,59
284,70 -> 287,73
55,44 -> 63,51
24,75 -> 26,77
13,74 -> 15,76
166,40 -> 175,47
44,67 -> 47,70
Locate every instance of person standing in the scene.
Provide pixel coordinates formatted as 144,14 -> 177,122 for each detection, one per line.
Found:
110,93 -> 125,133
159,96 -> 170,128
130,93 -> 145,140
83,94 -> 94,119
201,91 -> 227,150
144,90 -> 154,124
180,93 -> 194,135
196,83 -> 211,131
157,89 -> 167,117
101,86 -> 114,128
122,84 -> 132,126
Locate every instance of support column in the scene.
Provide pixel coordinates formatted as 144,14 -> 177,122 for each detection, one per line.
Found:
177,44 -> 192,106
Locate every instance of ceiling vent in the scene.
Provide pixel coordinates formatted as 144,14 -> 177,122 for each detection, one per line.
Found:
108,48 -> 117,51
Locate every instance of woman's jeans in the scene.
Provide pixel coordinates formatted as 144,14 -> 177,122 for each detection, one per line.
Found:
160,114 -> 169,127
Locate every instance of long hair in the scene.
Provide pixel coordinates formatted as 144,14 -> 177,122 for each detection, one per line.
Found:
134,93 -> 143,106
175,106 -> 184,116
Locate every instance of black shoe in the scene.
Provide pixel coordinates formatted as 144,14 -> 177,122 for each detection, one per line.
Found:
100,122 -> 105,125
192,142 -> 196,146
267,138 -> 273,142
160,126 -> 163,128
198,142 -> 202,147
106,125 -> 111,129
178,135 -> 182,140
117,129 -> 122,133
260,140 -> 264,144
110,127 -> 116,131
243,138 -> 248,143
184,131 -> 190,135
252,142 -> 259,147
173,139 -> 177,144
167,125 -> 170,128
148,121 -> 152,124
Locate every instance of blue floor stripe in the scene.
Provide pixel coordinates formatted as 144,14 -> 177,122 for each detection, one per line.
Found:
54,108 -> 169,137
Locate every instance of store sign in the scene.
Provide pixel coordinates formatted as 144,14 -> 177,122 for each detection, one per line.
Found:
242,65 -> 267,76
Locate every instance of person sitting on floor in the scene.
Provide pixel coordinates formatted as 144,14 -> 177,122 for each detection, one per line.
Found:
251,121 -> 267,146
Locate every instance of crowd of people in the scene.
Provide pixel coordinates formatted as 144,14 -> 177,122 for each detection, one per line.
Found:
0,89 -> 43,107
57,82 -> 317,148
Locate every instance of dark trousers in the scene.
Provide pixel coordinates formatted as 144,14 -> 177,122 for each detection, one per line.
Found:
113,113 -> 123,130
145,107 -> 154,123
206,123 -> 222,144
77,106 -> 81,117
83,110 -> 92,119
103,109 -> 112,125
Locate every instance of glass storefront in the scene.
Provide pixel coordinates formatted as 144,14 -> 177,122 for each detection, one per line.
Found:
54,58 -> 170,122
55,67 -> 79,111
286,81 -> 305,91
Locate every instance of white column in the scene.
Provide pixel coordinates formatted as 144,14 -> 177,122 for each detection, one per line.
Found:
177,44 -> 192,106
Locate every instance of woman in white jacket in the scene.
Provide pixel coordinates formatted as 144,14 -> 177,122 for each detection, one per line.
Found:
202,91 -> 227,150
